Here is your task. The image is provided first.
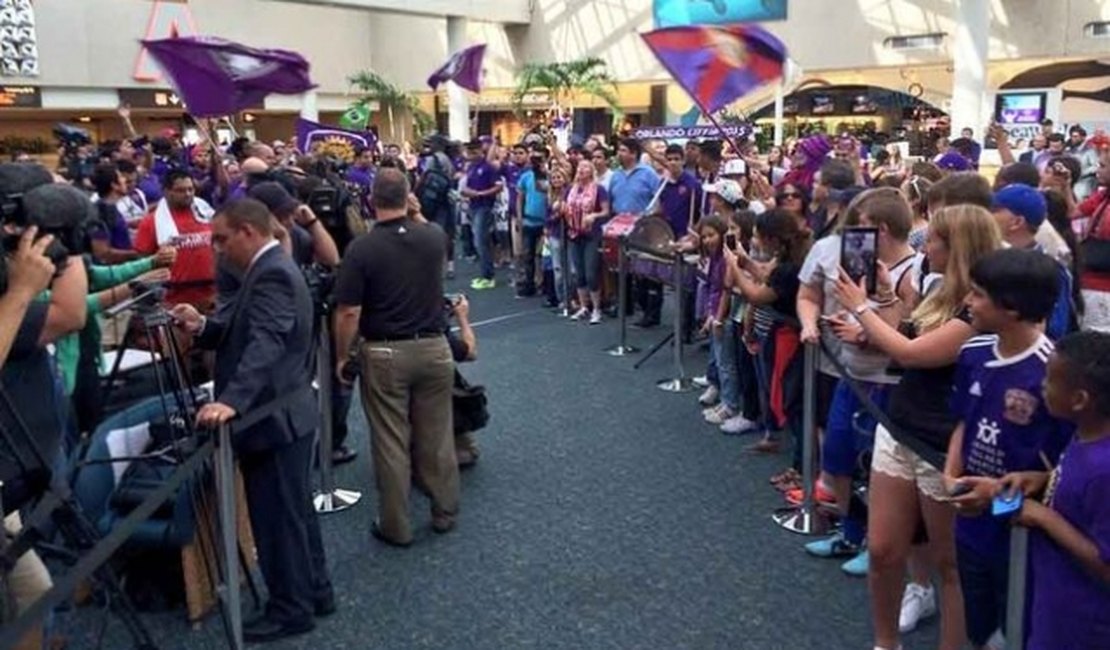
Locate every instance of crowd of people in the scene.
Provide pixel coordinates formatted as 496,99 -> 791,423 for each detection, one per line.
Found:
2,105 -> 1110,650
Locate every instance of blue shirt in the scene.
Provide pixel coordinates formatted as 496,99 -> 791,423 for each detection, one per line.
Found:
951,334 -> 1073,556
609,163 -> 660,215
517,169 -> 549,227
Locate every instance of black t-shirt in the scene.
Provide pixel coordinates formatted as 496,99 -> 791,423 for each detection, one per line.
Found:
886,307 -> 974,453
334,218 -> 448,340
0,302 -> 62,480
767,261 -> 801,319
290,224 -> 314,267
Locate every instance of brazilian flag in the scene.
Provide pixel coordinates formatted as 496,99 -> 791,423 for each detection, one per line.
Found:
340,103 -> 371,130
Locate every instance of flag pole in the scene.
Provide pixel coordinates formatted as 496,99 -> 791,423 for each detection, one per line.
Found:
702,107 -> 743,157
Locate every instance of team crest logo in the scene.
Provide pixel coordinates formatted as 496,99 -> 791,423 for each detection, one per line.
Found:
1003,388 -> 1039,426
314,136 -> 358,163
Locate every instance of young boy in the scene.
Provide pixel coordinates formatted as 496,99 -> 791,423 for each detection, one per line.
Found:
1011,330 -> 1110,649
944,248 -> 1074,650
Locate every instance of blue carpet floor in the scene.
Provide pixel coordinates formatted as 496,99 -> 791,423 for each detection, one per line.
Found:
65,262 -> 942,649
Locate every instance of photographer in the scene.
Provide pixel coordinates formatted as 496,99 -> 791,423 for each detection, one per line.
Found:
445,295 -> 482,467
248,182 -> 339,268
0,227 -> 57,369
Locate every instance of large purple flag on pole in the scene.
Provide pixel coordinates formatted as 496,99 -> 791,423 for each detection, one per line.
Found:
140,36 -> 316,117
427,44 -> 486,94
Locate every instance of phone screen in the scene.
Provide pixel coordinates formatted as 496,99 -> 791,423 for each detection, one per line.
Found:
725,233 -> 737,251
841,227 -> 879,295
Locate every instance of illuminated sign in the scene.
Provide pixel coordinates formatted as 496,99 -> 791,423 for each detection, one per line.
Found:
0,85 -> 40,107
134,1 -> 200,81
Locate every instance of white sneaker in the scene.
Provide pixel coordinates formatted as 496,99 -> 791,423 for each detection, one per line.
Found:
720,413 -> 759,435
705,404 -> 735,425
898,582 -> 937,633
697,385 -> 719,406
570,307 -> 589,321
589,309 -> 602,325
985,629 -> 1006,650
692,376 -> 710,388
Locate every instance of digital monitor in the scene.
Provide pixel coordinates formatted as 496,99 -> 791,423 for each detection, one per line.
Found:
850,94 -> 878,114
995,92 -> 1047,125
783,97 -> 799,115
811,95 -> 836,115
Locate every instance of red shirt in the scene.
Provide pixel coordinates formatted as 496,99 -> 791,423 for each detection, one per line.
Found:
134,206 -> 216,308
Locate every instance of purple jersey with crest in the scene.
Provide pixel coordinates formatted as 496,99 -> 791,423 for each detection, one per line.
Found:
951,334 -> 1073,555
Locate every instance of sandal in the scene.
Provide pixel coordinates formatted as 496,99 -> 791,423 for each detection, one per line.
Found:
769,468 -> 800,486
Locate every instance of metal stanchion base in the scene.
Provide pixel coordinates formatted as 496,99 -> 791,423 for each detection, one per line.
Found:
656,377 -> 695,393
772,505 -> 832,536
605,344 -> 640,356
314,488 -> 363,514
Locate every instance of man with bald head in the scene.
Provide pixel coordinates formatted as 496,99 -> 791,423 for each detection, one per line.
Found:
247,142 -> 278,167
333,168 -> 460,547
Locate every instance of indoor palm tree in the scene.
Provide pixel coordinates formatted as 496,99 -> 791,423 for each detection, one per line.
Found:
347,70 -> 435,142
512,57 -> 622,122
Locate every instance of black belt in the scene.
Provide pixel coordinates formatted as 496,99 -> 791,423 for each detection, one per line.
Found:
364,331 -> 444,343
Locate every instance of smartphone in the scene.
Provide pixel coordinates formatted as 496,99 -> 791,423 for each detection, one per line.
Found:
946,482 -> 974,499
725,233 -> 737,251
841,227 -> 879,295
992,491 -> 1024,517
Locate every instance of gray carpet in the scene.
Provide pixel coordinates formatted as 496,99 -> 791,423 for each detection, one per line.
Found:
64,262 -> 942,649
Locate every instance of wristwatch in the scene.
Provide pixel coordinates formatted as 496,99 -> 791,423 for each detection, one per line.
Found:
854,303 -> 871,316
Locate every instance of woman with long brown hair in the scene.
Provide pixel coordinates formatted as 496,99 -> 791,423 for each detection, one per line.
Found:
834,204 -> 1002,650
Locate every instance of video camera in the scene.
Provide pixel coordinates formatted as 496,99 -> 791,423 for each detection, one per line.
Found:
53,122 -> 92,154
0,164 -> 94,294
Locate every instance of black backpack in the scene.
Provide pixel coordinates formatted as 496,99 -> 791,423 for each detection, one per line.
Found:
453,370 -> 489,436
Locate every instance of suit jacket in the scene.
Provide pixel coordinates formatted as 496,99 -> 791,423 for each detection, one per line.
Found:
197,244 -> 318,453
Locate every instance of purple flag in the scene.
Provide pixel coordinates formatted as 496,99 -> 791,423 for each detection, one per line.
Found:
295,118 -> 377,163
427,44 -> 486,94
140,36 -> 316,117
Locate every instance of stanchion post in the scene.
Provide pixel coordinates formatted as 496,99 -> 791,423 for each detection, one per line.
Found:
313,316 -> 362,514
605,236 -> 639,356
215,423 -> 243,650
657,252 -> 693,392
1006,525 -> 1029,649
560,219 -> 571,318
773,343 -> 830,535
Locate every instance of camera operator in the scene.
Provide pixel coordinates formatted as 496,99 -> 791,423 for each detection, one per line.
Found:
444,294 -> 482,467
248,182 -> 339,268
0,227 -> 57,368
334,168 -> 459,547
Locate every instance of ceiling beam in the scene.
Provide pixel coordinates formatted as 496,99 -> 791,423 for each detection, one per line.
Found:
267,0 -> 532,25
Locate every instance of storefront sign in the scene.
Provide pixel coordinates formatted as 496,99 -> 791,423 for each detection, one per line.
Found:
0,85 -> 40,108
134,1 -> 200,81
118,88 -> 185,109
633,124 -> 752,140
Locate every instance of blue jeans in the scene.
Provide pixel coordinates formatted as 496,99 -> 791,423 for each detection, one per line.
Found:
715,320 -> 742,412
471,205 -> 495,280
547,235 -> 566,303
568,234 -> 601,292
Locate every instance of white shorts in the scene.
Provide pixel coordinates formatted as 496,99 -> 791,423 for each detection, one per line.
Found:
871,425 -> 946,501
1081,289 -> 1110,333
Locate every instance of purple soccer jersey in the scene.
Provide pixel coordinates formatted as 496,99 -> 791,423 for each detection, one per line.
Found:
951,334 -> 1073,555
1028,435 -> 1110,649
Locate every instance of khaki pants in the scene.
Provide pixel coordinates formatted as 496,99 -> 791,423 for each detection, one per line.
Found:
358,337 -> 459,543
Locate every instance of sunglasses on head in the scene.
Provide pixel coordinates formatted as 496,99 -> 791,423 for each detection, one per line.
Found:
778,191 -> 801,199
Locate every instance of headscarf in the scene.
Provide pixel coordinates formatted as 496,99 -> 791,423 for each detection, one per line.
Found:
778,135 -> 831,192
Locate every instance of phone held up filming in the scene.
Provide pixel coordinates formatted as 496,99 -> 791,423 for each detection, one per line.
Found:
841,227 -> 879,295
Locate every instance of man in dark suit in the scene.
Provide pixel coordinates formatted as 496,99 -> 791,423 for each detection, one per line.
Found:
171,198 -> 333,643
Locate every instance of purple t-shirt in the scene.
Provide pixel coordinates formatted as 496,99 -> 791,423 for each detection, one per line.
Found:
657,171 -> 701,236
92,201 -> 133,252
466,159 -> 500,209
1029,435 -> 1110,650
501,163 -> 524,215
951,334 -> 1073,556
697,252 -> 725,319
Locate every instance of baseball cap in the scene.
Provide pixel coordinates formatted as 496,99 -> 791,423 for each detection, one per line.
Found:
721,158 -> 747,176
703,178 -> 745,207
992,183 -> 1046,228
249,181 -> 301,219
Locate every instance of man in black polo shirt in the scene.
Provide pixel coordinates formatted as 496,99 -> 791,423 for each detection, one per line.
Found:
333,168 -> 460,547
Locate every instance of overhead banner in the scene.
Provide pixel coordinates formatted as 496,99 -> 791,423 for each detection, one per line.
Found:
653,0 -> 788,28
295,117 -> 377,162
632,124 -> 753,140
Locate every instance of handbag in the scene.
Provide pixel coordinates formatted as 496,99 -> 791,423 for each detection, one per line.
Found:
1080,196 -> 1110,273
452,369 -> 489,436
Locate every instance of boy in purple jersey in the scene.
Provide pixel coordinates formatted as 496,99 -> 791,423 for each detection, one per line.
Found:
944,249 -> 1074,649
999,330 -> 1110,650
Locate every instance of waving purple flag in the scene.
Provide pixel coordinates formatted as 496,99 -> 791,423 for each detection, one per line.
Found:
427,44 -> 486,94
295,118 -> 377,163
141,36 -> 316,117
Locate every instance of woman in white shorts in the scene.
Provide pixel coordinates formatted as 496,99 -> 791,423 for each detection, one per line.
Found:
834,204 -> 1002,650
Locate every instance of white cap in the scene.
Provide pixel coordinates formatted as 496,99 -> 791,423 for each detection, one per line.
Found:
721,158 -> 747,176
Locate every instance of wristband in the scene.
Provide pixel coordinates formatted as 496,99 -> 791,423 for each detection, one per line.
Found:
854,303 -> 871,316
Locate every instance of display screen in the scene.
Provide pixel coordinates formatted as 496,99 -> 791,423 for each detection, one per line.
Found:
811,95 -> 836,115
783,97 -> 799,115
850,94 -> 878,114
995,92 -> 1046,125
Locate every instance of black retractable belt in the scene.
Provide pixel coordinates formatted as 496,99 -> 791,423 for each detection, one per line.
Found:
817,339 -> 947,471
